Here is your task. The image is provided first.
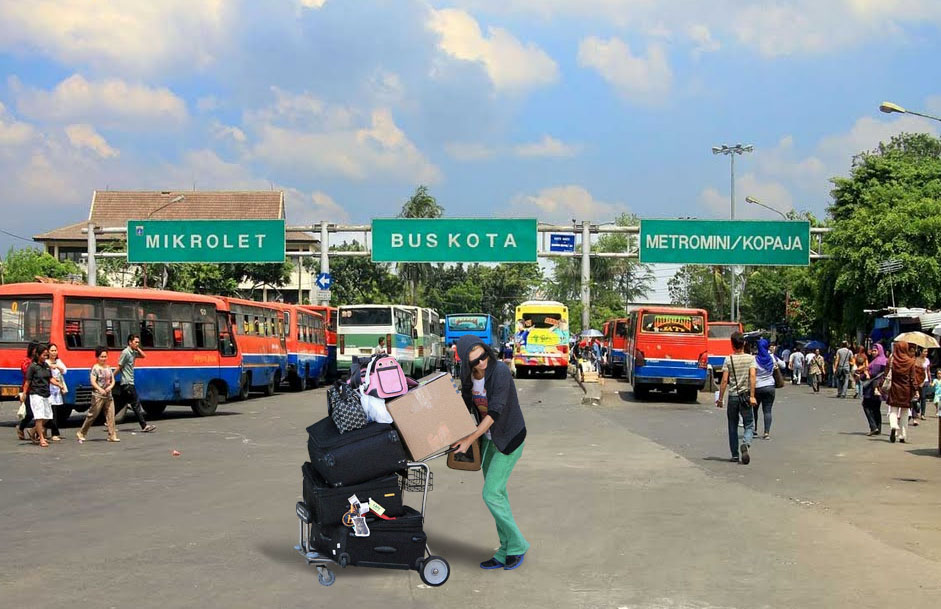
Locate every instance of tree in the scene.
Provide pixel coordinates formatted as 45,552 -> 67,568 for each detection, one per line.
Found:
824,132 -> 941,334
325,241 -> 404,305
397,185 -> 444,305
668,265 -> 728,318
1,247 -> 81,284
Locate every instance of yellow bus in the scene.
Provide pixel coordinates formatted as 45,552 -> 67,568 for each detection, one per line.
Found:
512,300 -> 569,379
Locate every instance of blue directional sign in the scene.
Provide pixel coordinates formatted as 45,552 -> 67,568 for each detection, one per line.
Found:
315,272 -> 333,290
549,234 -> 576,253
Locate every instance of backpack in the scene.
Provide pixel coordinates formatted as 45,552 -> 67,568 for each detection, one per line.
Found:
355,354 -> 411,399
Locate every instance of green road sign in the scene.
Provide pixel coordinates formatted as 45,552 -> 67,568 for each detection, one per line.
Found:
371,218 -> 537,263
639,219 -> 811,266
126,219 -> 286,263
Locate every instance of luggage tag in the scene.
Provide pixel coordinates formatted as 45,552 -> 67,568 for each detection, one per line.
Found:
352,516 -> 370,537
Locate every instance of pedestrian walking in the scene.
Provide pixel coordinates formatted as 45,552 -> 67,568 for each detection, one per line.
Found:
117,334 -> 157,433
804,348 -> 815,387
789,348 -> 804,385
715,331 -> 757,465
834,341 -> 853,398
886,341 -> 919,444
808,348 -> 825,393
852,346 -> 868,399
46,343 -> 67,440
862,344 -> 886,435
76,346 -> 119,442
22,344 -> 63,448
914,348 -> 930,422
753,338 -> 781,439
15,341 -> 39,441
931,369 -> 941,416
451,335 -> 529,571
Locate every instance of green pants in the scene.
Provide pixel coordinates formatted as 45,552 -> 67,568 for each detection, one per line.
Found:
481,437 -> 529,562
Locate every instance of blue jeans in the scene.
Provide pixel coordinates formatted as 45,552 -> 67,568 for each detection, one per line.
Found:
837,368 -> 852,397
727,395 -> 754,458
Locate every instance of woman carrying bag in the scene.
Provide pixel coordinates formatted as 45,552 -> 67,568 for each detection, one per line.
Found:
451,335 -> 529,571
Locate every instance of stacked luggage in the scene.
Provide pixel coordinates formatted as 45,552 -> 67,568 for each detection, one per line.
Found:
294,355 -> 454,587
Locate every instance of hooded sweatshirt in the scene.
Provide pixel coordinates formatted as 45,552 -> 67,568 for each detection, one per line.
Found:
456,335 -> 526,455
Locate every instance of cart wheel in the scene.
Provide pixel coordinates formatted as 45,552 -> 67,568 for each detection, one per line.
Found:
419,556 -> 450,587
317,568 -> 335,587
337,553 -> 350,568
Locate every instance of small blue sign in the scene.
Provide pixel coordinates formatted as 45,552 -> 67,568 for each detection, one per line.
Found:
549,234 -> 576,253
315,273 -> 333,290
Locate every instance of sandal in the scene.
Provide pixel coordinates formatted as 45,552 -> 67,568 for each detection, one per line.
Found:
16,428 -> 25,441
51,436 -> 62,442
38,438 -> 49,448
142,425 -> 157,433
107,436 -> 121,442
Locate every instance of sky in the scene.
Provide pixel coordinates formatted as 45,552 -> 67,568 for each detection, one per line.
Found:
1,0 -> 940,300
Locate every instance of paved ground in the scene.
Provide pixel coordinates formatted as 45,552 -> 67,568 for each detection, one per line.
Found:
1,377 -> 940,609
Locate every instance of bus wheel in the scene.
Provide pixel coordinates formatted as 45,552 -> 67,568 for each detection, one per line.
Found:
554,368 -> 567,380
191,383 -> 220,417
238,374 -> 251,400
516,367 -> 528,379
264,373 -> 277,396
143,403 -> 167,418
633,384 -> 649,400
289,372 -> 306,392
679,387 -> 699,403
54,405 -> 72,426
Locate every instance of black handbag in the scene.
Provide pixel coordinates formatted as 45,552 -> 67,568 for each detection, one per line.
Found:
327,381 -> 368,434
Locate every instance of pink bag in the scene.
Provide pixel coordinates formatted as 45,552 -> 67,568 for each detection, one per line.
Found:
362,356 -> 410,399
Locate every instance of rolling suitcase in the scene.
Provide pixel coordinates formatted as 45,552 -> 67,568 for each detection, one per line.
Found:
316,506 -> 427,570
306,417 -> 409,487
302,462 -> 403,525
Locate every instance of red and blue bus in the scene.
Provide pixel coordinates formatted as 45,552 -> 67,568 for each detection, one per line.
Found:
302,305 -> 337,381
707,321 -> 744,383
275,304 -> 328,390
220,297 -> 288,396
623,306 -> 709,401
601,317 -> 628,377
0,283 -> 241,418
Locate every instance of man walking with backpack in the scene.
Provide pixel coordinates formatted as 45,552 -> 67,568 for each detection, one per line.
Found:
834,341 -> 853,399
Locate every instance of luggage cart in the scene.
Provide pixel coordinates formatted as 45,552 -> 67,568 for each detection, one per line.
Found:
294,455 -> 450,587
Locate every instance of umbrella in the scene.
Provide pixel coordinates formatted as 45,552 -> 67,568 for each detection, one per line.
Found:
893,331 -> 940,349
932,324 -> 941,337
580,329 -> 604,338
803,340 -> 827,351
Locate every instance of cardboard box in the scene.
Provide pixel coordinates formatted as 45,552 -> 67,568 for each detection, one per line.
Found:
386,372 -> 477,461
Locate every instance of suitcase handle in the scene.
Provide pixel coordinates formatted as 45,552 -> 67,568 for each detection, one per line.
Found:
374,546 -> 397,554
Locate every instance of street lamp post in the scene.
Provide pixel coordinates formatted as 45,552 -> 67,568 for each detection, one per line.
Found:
141,194 -> 185,288
745,195 -> 788,219
880,101 -> 941,123
712,143 -> 754,322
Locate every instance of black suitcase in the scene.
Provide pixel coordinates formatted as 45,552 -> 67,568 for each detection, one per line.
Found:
315,506 -> 426,570
306,417 -> 409,487
302,462 -> 403,525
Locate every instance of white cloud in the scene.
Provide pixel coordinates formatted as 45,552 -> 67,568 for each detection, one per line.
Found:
0,102 -> 35,147
211,122 -> 247,144
514,135 -> 579,158
427,7 -> 558,93
687,24 -> 720,57
196,96 -> 220,112
509,185 -> 630,223
0,0 -> 227,74
699,174 -> 794,219
577,36 -> 672,103
12,74 -> 188,129
64,124 -> 118,159
297,0 -> 328,7
299,191 -> 351,224
251,107 -> 441,183
444,141 -> 497,161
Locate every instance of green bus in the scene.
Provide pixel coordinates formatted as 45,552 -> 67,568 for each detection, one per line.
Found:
404,306 -> 445,377
336,305 -> 418,376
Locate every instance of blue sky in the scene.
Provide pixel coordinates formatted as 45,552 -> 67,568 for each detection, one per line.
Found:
1,0 -> 940,300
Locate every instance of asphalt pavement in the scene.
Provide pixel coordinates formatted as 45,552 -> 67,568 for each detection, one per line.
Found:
1,377 -> 940,609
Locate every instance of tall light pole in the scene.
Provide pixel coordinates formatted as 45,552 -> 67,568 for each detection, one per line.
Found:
880,101 -> 941,123
745,195 -> 788,219
712,143 -> 753,321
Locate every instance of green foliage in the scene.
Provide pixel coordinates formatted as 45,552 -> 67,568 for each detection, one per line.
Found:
1,247 -> 82,284
824,132 -> 941,333
325,241 -> 404,306
668,265 -> 728,318
420,262 -> 540,322
397,185 -> 444,305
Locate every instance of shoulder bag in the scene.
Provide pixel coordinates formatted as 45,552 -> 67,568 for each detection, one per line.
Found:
446,438 -> 482,471
772,358 -> 785,389
327,381 -> 368,434
880,356 -> 893,396
728,355 -> 752,404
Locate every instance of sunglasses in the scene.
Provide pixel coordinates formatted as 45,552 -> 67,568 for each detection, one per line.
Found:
469,353 -> 488,367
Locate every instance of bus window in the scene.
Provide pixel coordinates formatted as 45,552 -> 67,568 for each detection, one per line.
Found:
218,312 -> 237,357
64,298 -> 103,349
139,301 -> 171,349
194,305 -> 217,349
1,297 -> 52,344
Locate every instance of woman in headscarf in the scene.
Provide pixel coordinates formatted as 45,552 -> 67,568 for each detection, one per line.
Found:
862,343 -> 887,435
886,341 -> 920,443
752,338 -> 782,439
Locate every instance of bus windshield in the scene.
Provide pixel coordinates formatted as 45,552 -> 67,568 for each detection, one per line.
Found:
708,325 -> 739,339
340,307 -> 392,326
447,315 -> 488,331
641,313 -> 705,335
521,313 -> 563,329
1,297 -> 53,343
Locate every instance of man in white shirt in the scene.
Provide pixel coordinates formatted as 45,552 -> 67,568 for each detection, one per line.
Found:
803,349 -> 815,387
789,348 -> 804,385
